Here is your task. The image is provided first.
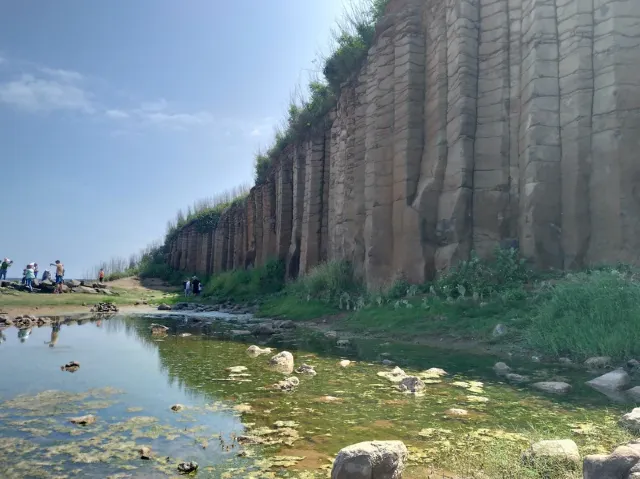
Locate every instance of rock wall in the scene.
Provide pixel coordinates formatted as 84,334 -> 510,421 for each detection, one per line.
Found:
168,0 -> 640,287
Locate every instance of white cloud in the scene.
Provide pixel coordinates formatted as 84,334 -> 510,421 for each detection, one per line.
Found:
140,98 -> 168,112
139,110 -> 213,130
40,67 -> 84,83
105,109 -> 129,119
0,74 -> 93,113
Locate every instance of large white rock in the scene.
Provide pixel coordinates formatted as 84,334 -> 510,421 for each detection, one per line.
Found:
331,440 -> 408,479
587,368 -> 631,391
620,408 -> 640,434
268,351 -> 294,374
524,439 -> 580,467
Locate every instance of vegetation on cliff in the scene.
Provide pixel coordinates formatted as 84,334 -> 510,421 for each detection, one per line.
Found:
254,0 -> 390,184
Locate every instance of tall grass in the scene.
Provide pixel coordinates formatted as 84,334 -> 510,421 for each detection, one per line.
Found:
287,260 -> 363,302
525,270 -> 640,360
203,259 -> 285,302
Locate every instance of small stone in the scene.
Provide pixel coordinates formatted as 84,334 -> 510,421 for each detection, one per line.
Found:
336,339 -> 350,348
61,361 -> 80,372
584,356 -> 611,369
398,376 -> 426,394
157,303 -> 172,311
226,366 -> 248,374
246,345 -> 272,357
177,461 -> 198,474
138,446 -> 152,460
69,414 -> 96,426
493,362 -> 511,376
381,359 -> 395,366
339,360 -> 352,367
324,330 -> 337,339
294,364 -> 317,376
559,357 -> 573,365
171,404 -> 184,412
532,381 -> 572,395
445,408 -> 468,417
506,373 -> 529,384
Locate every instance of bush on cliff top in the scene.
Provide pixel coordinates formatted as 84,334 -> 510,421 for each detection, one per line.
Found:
254,0 -> 390,184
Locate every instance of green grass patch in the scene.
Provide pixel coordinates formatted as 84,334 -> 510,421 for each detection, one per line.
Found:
258,295 -> 339,321
203,259 -> 285,303
525,270 -> 640,360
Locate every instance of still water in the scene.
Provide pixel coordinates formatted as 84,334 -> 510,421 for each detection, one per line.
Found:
0,314 -> 634,478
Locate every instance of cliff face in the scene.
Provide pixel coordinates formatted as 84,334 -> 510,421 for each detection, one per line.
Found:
168,0 -> 640,287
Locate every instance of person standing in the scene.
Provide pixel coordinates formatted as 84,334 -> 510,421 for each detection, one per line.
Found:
192,276 -> 201,296
98,268 -> 105,283
33,263 -> 39,279
0,258 -> 12,280
183,278 -> 191,297
24,265 -> 35,292
50,260 -> 65,294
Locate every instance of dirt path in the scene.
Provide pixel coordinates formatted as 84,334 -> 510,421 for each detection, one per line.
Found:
107,277 -> 179,293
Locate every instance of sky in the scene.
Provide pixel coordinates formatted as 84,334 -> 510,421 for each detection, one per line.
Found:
0,0 -> 347,278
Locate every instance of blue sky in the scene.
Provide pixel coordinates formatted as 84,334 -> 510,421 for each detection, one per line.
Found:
0,0 -> 346,278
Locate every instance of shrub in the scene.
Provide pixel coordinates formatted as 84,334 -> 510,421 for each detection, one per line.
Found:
203,259 -> 285,302
434,247 -> 532,299
288,260 -> 362,302
526,270 -> 640,360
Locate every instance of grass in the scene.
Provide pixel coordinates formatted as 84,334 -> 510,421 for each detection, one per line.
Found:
202,259 -> 285,303
525,270 -> 640,361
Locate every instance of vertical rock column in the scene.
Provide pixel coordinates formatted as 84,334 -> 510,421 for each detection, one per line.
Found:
588,0 -> 640,264
262,177 -> 277,264
300,134 -> 326,274
226,210 -> 235,271
364,21 -> 396,288
473,0 -> 512,257
518,0 -> 563,268
392,0 -> 427,283
433,0 -> 479,272
233,207 -> 246,269
178,230 -> 188,271
206,230 -> 215,275
287,144 -> 306,278
245,189 -> 256,267
213,216 -> 228,274
188,226 -> 199,273
275,151 -> 294,260
413,0 -> 448,279
254,187 -> 264,267
321,119 -> 332,262
557,0 -> 593,268
197,232 -> 210,275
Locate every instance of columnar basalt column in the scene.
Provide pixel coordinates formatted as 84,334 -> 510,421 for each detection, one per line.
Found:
287,143 -> 307,278
275,150 -> 294,260
254,187 -> 264,267
300,134 -> 326,274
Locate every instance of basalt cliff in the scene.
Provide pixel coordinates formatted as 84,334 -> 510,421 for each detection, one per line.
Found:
167,0 -> 640,287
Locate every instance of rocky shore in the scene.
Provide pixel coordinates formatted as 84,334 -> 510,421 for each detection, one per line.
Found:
0,279 -> 116,296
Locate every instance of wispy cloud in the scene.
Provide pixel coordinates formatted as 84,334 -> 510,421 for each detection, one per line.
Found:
105,109 -> 130,119
39,67 -> 84,83
0,73 -> 93,113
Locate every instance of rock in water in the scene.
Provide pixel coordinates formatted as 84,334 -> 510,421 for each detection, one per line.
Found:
584,356 -> 611,369
377,367 -> 407,383
69,415 -> 96,426
493,362 -> 511,376
61,361 -> 80,372
620,408 -> 640,434
523,439 -> 580,468
587,368 -> 631,391
398,376 -> 425,394
492,323 -> 507,338
177,461 -> 198,474
295,364 -> 317,376
626,386 -> 640,402
138,446 -> 152,460
532,381 -> 572,395
157,303 -> 172,311
331,440 -> 408,479
269,351 -> 294,374
170,404 -> 185,412
505,373 -> 529,384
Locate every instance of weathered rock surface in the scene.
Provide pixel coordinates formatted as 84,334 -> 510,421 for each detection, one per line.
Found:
295,364 -> 317,376
532,382 -> 572,395
69,415 -> 96,426
331,440 -> 408,479
377,367 -> 407,383
583,440 -> 640,479
493,362 -> 511,376
164,0 -> 640,287
273,376 -> 300,391
620,408 -> 640,434
587,368 -> 631,391
177,461 -> 198,474
398,376 -> 425,394
246,345 -> 272,357
268,351 -> 294,374
157,304 -> 172,311
585,357 -> 612,369
523,439 -> 580,468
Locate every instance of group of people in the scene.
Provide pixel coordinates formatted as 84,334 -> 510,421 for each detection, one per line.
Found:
0,258 -> 66,293
183,276 -> 202,297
